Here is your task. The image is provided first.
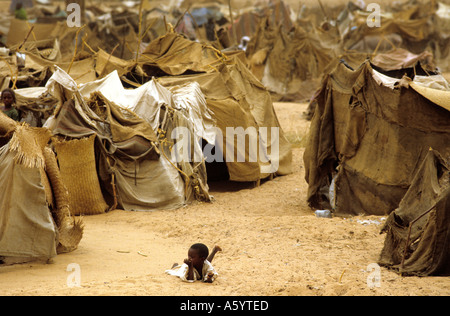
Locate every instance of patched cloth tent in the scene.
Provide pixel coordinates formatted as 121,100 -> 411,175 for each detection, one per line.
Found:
379,149 -> 450,276
341,3 -> 450,72
304,60 -> 450,216
246,17 -> 333,101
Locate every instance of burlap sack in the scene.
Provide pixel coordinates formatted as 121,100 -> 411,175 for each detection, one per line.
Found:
52,134 -> 109,215
42,146 -> 70,223
43,146 -> 84,253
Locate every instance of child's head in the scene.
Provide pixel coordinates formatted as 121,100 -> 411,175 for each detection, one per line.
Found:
1,89 -> 15,107
188,243 -> 209,266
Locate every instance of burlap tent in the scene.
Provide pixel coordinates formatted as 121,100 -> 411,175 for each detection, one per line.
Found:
43,67 -> 212,212
0,110 -> 83,264
342,3 -> 450,72
0,17 -> 95,89
246,16 -> 333,101
82,8 -> 142,61
379,149 -> 450,276
6,18 -> 77,53
213,0 -> 295,50
304,60 -> 450,216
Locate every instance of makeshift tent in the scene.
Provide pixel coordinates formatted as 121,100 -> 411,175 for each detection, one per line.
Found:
246,17 -> 333,101
0,112 -> 83,264
304,60 -> 450,216
370,48 -> 436,73
341,4 -> 450,72
0,17 -> 94,89
135,32 -> 292,181
79,69 -> 214,205
0,45 -> 96,89
43,67 -> 212,212
230,11 -> 260,47
6,18 -> 77,53
82,9 -> 142,61
379,149 -> 450,276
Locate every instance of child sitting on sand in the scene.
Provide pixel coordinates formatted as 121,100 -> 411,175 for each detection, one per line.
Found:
166,244 -> 221,283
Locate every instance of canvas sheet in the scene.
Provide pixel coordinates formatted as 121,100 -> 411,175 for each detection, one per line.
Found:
379,150 -> 450,276
156,59 -> 292,181
79,70 -> 173,132
0,144 -> 57,259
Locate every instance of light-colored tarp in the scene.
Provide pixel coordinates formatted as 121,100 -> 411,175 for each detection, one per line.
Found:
79,70 -> 215,203
371,48 -> 435,72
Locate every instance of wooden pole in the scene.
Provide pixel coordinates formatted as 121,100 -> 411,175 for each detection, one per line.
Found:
317,0 -> 329,21
18,25 -> 34,51
228,0 -> 237,46
135,0 -> 144,63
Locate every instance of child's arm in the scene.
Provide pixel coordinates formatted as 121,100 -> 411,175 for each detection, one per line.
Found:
203,261 -> 218,283
184,258 -> 195,281
205,272 -> 215,283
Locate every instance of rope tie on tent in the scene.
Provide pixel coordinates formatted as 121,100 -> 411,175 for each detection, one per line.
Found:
134,160 -> 137,186
26,22 -> 37,42
82,35 -> 96,54
67,25 -> 87,74
157,106 -> 204,201
158,127 -> 191,199
106,156 -> 118,211
207,45 -> 228,61
207,64 -> 219,72
203,45 -> 229,72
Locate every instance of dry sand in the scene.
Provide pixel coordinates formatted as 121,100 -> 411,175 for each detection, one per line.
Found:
1,102 -> 449,296
0,0 -> 449,298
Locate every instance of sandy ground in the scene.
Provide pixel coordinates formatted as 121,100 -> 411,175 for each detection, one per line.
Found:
1,101 -> 449,296
1,0 -> 449,297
